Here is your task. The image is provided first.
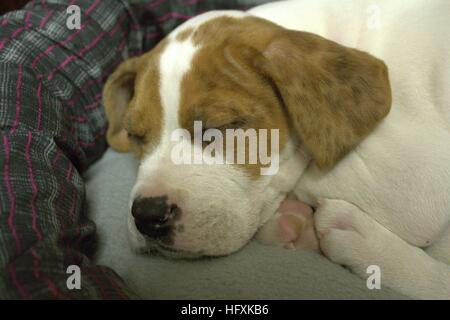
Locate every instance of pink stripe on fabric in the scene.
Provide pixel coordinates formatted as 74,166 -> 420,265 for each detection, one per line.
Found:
26,132 -> 43,241
66,57 -> 120,106
64,164 -> 77,224
8,263 -> 31,299
66,162 -> 73,181
182,0 -> 202,5
77,127 -> 106,148
30,248 -> 40,278
145,0 -> 167,9
94,92 -> 103,99
33,0 -> 116,67
65,59 -> 122,110
28,0 -> 36,8
43,277 -> 66,299
69,115 -> 88,123
69,186 -> 77,223
157,12 -> 193,22
36,76 -> 43,130
47,32 -> 105,81
3,136 -> 21,254
145,31 -> 161,40
56,35 -> 126,110
84,99 -> 100,110
117,37 -> 127,52
30,248 -> 65,299
109,24 -> 121,37
86,268 -> 109,299
24,11 -> 33,24
65,168 -> 78,242
12,26 -> 26,38
52,148 -> 62,167
100,267 -> 129,300
40,0 -> 49,10
39,10 -> 53,29
85,0 -> 101,15
32,1 -> 110,67
52,147 -> 66,232
11,64 -> 23,134
0,14 -> 32,51
130,23 -> 141,31
109,13 -> 128,37
32,22 -> 88,68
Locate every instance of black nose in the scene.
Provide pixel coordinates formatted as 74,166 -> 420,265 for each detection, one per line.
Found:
131,196 -> 179,239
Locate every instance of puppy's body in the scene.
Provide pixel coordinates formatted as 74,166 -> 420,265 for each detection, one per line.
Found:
103,0 -> 450,299
252,0 -> 450,248
251,0 -> 450,298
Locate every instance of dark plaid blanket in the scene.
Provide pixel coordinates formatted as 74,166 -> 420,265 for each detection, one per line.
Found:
0,0 -> 270,299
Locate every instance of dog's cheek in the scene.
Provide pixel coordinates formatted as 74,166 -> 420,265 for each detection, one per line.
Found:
172,197 -> 258,256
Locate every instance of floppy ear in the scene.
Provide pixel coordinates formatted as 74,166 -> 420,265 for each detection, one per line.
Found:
255,30 -> 392,169
103,55 -> 145,152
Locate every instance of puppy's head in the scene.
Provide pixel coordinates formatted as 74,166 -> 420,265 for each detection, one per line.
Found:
103,11 -> 391,258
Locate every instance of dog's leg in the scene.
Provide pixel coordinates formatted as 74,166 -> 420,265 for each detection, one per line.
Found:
315,199 -> 450,299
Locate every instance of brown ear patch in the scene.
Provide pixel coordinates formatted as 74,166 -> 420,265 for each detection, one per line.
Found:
255,28 -> 392,169
103,63 -> 138,152
186,16 -> 391,170
103,40 -> 167,156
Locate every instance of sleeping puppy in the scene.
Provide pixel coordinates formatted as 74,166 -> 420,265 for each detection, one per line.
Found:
103,0 -> 450,299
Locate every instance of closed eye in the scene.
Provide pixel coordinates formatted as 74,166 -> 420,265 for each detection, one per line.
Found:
127,131 -> 146,144
204,118 -> 249,132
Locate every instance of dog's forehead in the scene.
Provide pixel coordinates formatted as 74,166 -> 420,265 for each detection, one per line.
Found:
157,11 -> 249,133
169,10 -> 247,40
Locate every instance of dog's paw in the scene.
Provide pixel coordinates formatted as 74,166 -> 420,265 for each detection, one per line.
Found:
315,198 -> 381,277
256,199 -> 319,251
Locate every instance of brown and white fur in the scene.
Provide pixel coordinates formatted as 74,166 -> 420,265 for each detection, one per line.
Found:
103,0 -> 450,299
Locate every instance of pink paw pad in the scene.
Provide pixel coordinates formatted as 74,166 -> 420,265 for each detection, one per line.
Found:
257,199 -> 319,251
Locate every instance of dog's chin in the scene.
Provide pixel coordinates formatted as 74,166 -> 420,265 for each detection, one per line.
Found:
128,219 -> 249,258
133,239 -> 204,259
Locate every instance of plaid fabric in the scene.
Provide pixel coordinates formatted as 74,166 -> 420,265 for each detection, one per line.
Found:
0,0 -> 271,299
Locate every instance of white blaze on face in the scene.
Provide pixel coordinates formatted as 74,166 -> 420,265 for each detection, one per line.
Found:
145,38 -> 197,168
132,33 -> 198,192
159,39 -> 196,138
128,33 -> 200,252
134,11 -> 249,188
